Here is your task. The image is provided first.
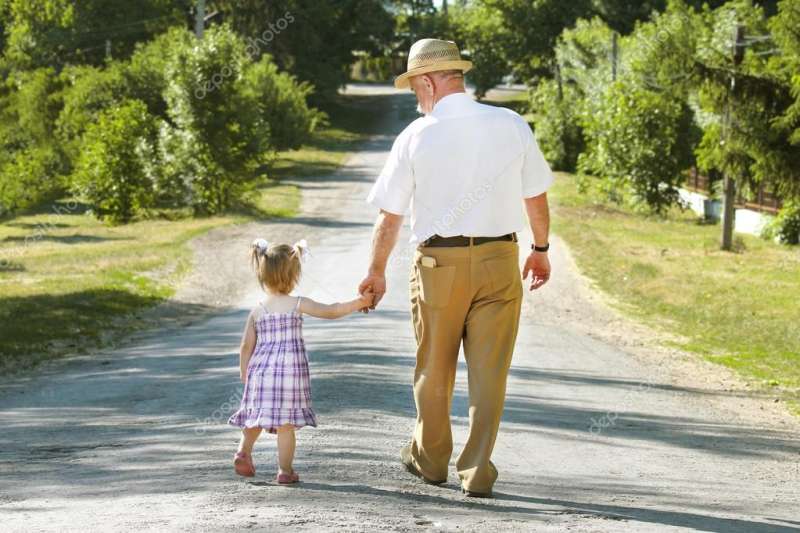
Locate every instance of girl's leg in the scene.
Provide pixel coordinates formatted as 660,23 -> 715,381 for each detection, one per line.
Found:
276,424 -> 296,474
238,427 -> 263,455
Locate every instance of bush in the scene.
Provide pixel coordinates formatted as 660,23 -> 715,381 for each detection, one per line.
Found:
763,199 -> 800,245
529,79 -> 585,172
0,67 -> 67,215
57,64 -> 127,166
450,2 -> 511,99
579,81 -> 697,213
71,99 -> 158,223
0,146 -> 64,216
240,55 -> 322,151
351,54 -> 394,82
122,27 -> 194,121
162,24 -> 272,215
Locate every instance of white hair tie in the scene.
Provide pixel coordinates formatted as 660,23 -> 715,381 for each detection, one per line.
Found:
293,239 -> 310,263
252,238 -> 269,256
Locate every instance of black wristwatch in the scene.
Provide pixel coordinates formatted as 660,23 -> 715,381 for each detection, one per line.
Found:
532,243 -> 550,253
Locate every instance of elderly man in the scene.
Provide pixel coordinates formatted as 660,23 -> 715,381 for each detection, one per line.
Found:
359,38 -> 553,498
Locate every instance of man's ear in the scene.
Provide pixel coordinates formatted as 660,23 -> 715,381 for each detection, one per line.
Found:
421,74 -> 435,95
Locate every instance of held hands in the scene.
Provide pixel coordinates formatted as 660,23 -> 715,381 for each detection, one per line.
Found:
358,272 -> 387,312
357,287 -> 375,312
522,251 -> 551,291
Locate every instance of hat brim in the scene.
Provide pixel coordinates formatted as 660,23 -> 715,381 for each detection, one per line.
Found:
394,60 -> 473,89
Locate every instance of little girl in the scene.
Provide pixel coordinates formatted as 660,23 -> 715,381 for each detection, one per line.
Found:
228,238 -> 371,484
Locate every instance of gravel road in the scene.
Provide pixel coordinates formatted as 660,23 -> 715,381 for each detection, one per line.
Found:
1,84 -> 798,533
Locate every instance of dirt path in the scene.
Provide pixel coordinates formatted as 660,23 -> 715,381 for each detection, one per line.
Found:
1,85 -> 798,533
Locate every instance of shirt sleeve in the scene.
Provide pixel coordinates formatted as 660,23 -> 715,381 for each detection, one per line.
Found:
367,127 -> 414,215
519,119 -> 555,198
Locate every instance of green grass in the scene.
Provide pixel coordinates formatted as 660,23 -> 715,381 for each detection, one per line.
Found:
0,93 -> 384,373
481,88 -> 533,122
550,174 -> 800,410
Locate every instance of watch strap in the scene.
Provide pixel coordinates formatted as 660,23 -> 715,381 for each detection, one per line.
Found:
532,243 -> 550,253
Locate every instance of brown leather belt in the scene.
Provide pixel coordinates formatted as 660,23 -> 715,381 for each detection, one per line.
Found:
420,233 -> 517,248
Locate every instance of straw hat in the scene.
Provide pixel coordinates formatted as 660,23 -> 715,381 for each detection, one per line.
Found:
394,38 -> 473,90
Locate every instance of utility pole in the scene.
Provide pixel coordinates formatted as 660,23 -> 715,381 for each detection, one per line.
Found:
442,0 -> 448,15
194,0 -> 205,39
720,24 -> 745,251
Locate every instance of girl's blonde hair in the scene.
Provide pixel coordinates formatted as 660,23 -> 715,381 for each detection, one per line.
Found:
251,241 -> 306,294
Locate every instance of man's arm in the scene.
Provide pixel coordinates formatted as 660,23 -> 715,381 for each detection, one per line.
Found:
358,210 -> 404,309
522,192 -> 551,291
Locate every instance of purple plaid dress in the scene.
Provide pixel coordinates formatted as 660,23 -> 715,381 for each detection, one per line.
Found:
228,298 -> 317,434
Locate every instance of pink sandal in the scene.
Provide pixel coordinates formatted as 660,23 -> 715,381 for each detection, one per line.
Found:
276,470 -> 300,484
234,451 -> 256,478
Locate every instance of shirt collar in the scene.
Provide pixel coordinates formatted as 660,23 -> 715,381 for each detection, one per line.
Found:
430,92 -> 475,118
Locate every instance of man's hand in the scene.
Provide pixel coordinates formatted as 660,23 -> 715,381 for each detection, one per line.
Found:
522,251 -> 551,291
358,272 -> 387,311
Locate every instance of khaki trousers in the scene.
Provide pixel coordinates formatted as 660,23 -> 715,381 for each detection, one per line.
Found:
408,240 -> 522,492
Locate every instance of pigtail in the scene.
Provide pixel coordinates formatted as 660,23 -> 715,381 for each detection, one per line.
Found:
292,239 -> 310,263
251,238 -> 269,274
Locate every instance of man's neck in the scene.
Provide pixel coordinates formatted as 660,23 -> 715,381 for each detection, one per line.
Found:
432,87 -> 466,109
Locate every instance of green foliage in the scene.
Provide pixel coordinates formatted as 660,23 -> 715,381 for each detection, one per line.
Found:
71,99 -> 158,223
211,0 -> 394,103
162,24 -> 272,215
449,2 -> 510,98
579,81 -> 697,212
763,199 -> 800,244
623,0 -> 701,98
694,0 -> 800,204
2,0 -> 189,69
350,53 -> 395,82
0,67 -> 67,215
57,64 -> 127,165
0,146 -> 64,216
239,55 -> 322,151
529,80 -> 585,171
122,28 -> 194,120
556,16 -> 617,99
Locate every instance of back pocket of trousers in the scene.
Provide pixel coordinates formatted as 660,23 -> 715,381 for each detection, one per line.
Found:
418,264 -> 456,309
483,255 -> 522,300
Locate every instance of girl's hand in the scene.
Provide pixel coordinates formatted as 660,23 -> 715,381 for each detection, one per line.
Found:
240,369 -> 247,383
358,288 -> 374,309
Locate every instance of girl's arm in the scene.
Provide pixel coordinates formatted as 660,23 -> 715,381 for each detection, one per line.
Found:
239,310 -> 257,382
298,291 -> 372,320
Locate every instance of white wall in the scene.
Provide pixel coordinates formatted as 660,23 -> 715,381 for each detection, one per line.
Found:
678,188 -> 773,237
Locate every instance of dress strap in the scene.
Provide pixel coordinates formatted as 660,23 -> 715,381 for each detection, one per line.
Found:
294,296 -> 302,312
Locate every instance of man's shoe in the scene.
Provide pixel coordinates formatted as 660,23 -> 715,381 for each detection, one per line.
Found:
462,486 -> 493,499
400,445 -> 447,485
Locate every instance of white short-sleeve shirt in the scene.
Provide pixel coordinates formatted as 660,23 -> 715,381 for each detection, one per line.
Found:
367,92 -> 554,244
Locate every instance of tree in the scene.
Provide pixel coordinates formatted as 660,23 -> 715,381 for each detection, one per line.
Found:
579,81 -> 696,212
209,0 -> 394,103
239,56 -> 322,151
449,2 -> 511,98
2,0 -> 190,69
0,67 -> 67,215
480,0 -> 594,81
71,99 -> 158,223
694,0 -> 799,248
161,24 -> 272,214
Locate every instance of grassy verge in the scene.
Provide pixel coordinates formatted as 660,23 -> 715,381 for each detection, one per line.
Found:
550,173 -> 800,412
0,93 -> 383,373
